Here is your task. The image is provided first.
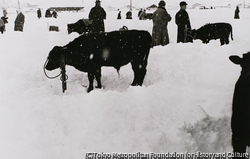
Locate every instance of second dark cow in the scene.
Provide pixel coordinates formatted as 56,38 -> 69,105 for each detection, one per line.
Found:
189,23 -> 233,45
230,52 -> 250,155
45,30 -> 152,92
67,19 -> 93,34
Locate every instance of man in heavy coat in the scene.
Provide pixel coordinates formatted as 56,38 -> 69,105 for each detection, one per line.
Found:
151,0 -> 172,47
14,10 -> 25,32
89,0 -> 106,32
175,1 -> 193,43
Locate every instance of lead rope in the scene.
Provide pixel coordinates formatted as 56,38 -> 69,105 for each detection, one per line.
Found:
60,54 -> 68,93
43,59 -> 62,79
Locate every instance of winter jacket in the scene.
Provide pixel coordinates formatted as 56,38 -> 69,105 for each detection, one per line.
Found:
14,12 -> 25,32
89,6 -> 106,32
151,7 -> 171,47
175,9 -> 192,43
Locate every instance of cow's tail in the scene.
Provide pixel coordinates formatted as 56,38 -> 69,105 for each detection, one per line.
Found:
230,25 -> 234,41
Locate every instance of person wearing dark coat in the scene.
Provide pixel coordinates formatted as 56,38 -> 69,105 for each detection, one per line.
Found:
175,1 -> 193,43
151,0 -> 172,47
234,6 -> 240,19
14,10 -> 25,32
37,8 -> 42,19
117,10 -> 121,19
138,8 -> 143,20
45,9 -> 51,18
126,10 -> 132,19
52,10 -> 58,18
89,0 -> 106,32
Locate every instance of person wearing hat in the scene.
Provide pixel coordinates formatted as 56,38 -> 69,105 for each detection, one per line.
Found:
89,0 -> 106,32
175,1 -> 193,43
151,0 -> 172,47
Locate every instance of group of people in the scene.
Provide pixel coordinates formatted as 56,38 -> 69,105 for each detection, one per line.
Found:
151,1 -> 192,47
0,9 -> 25,33
87,0 -> 193,47
44,9 -> 58,18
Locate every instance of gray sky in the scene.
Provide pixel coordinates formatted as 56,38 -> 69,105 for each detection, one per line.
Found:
1,0 -> 248,8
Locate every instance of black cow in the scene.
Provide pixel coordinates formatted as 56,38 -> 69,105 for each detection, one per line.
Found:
229,52 -> 250,155
67,19 -> 93,34
189,23 -> 233,45
45,30 -> 152,92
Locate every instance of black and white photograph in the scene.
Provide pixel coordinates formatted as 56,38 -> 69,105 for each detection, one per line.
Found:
0,0 -> 250,158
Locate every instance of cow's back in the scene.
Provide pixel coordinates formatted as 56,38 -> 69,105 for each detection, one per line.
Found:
65,30 -> 152,69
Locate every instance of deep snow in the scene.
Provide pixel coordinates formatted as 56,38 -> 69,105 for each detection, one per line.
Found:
0,8 -> 250,159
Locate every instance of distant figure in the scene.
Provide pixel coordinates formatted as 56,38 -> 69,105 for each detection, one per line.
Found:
37,8 -> 42,19
89,0 -> 106,32
151,0 -> 172,47
0,15 -> 8,33
139,9 -> 146,20
138,8 -> 143,20
117,10 -> 121,19
126,10 -> 132,19
45,9 -> 51,18
14,10 -> 25,32
175,1 -> 193,43
234,6 -> 240,19
52,10 -> 58,18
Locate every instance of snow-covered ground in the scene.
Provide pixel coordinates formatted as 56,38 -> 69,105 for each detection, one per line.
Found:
0,8 -> 250,159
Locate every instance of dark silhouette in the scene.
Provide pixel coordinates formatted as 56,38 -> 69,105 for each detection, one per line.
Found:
151,0 -> 172,47
0,10 -> 8,34
234,6 -> 240,19
52,10 -> 58,18
45,30 -> 152,92
138,8 -> 143,19
45,9 -> 52,18
14,10 -> 25,32
126,10 -> 132,19
117,10 -> 121,19
229,52 -> 250,156
67,19 -> 93,34
175,1 -> 193,43
188,23 -> 233,45
89,0 -> 106,32
37,8 -> 42,19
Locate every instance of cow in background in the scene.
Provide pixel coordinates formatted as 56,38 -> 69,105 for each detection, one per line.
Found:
189,23 -> 233,45
67,19 -> 93,34
229,52 -> 250,155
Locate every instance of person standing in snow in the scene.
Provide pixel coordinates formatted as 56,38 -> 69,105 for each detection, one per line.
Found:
52,10 -> 58,19
117,10 -> 121,19
138,8 -> 143,20
126,10 -> 132,19
37,8 -> 42,19
14,10 -> 25,32
175,1 -> 193,43
89,0 -> 106,32
151,0 -> 172,47
0,9 -> 8,33
234,6 -> 240,19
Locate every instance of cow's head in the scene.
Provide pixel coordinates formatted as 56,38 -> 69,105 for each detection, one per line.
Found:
230,52 -> 250,74
45,46 -> 65,71
67,24 -> 74,34
188,29 -> 197,39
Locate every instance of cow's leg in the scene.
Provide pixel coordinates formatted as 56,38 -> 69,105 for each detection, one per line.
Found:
87,72 -> 94,92
131,61 -> 147,86
220,38 -> 225,45
95,67 -> 102,89
225,37 -> 230,44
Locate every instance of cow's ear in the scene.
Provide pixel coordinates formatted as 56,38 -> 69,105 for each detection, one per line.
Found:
229,55 -> 242,65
